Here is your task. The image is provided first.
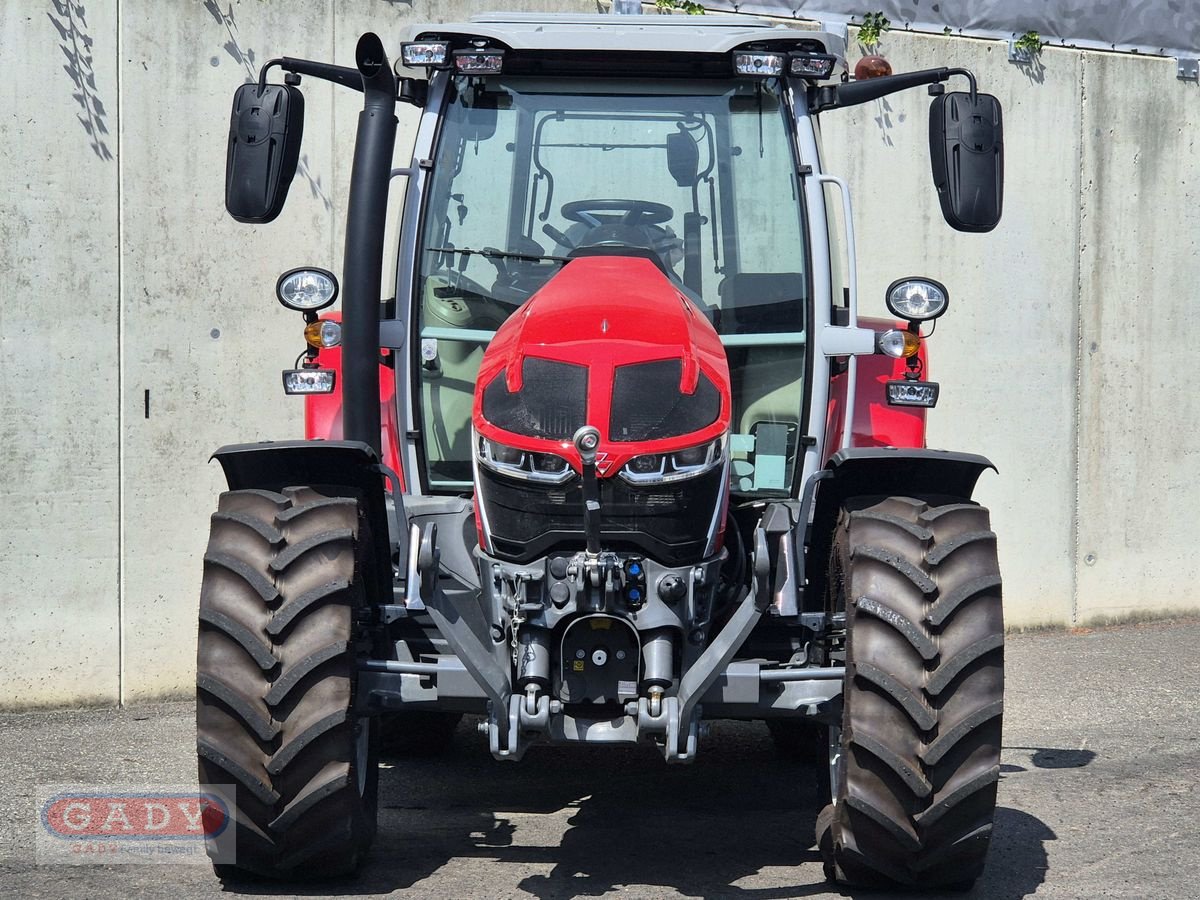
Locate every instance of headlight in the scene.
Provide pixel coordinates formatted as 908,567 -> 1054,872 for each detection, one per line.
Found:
619,436 -> 726,485
477,435 -> 574,484
885,277 -> 949,322
277,267 -> 339,312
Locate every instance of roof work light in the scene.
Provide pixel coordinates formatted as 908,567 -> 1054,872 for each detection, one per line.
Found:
400,41 -> 450,68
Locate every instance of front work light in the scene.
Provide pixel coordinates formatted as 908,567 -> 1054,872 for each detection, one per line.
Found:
454,49 -> 504,74
733,52 -> 785,77
789,53 -> 838,79
886,277 -> 949,322
400,41 -> 450,68
277,267 -> 339,312
886,380 -> 940,407
283,369 -> 336,395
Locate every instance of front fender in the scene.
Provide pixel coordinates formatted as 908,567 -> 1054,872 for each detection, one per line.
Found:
211,440 -> 395,606
803,448 -> 996,609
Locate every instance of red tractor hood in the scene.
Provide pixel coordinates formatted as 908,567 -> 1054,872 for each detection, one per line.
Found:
473,256 -> 731,476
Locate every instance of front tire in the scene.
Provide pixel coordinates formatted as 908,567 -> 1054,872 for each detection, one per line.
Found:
820,496 -> 1004,889
196,487 -> 378,879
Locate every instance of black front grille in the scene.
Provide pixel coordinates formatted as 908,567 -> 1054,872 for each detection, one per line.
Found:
481,357 -> 587,440
609,359 -> 720,442
478,465 -> 724,565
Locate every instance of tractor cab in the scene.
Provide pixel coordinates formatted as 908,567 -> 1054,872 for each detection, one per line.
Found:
413,60 -> 810,501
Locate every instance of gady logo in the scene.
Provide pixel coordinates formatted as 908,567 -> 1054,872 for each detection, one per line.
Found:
41,791 -> 229,841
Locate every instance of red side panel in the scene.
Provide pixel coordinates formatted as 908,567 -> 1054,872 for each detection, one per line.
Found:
305,312 -> 405,490
823,316 -> 929,463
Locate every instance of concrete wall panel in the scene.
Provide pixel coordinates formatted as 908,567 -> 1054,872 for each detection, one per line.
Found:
0,1 -> 121,706
118,0 -> 336,701
820,33 -> 1083,627
1075,51 -> 1200,621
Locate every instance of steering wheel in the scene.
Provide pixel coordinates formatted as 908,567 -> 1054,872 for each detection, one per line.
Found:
561,199 -> 674,228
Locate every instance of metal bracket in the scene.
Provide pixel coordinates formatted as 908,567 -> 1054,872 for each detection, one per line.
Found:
489,692 -> 550,761
379,319 -> 407,349
637,695 -> 698,763
800,612 -> 827,632
1178,58 -> 1199,81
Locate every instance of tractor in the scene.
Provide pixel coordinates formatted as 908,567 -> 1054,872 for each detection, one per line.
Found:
198,7 -> 1006,890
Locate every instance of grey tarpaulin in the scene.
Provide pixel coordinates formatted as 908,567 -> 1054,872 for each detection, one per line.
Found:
702,1 -> 1200,61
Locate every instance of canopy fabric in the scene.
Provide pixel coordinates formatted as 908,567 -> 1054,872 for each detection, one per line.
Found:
703,0 -> 1200,61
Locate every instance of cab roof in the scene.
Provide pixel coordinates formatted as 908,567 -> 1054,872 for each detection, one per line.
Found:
406,12 -> 844,62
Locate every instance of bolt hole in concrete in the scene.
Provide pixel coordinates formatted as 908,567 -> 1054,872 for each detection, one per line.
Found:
210,328 -> 221,339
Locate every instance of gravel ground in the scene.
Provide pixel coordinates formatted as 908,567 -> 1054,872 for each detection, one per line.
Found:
2,620 -> 1198,899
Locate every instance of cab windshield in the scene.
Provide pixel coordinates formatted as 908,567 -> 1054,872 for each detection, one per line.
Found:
416,75 -> 809,496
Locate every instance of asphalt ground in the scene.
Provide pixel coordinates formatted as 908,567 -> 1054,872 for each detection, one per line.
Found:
2,620 -> 1198,899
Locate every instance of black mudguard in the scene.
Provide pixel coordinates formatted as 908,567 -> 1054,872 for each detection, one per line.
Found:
804,448 -> 996,608
211,440 -> 395,606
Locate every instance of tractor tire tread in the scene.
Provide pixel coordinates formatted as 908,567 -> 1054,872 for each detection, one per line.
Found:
926,634 -> 1004,696
853,660 -> 937,730
203,552 -> 280,604
854,596 -> 938,660
850,544 -> 937,594
823,495 -> 1004,891
198,608 -> 277,671
265,642 -> 350,706
196,489 -> 375,879
266,579 -> 353,637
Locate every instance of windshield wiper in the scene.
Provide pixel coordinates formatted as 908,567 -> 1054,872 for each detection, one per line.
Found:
426,246 -> 570,264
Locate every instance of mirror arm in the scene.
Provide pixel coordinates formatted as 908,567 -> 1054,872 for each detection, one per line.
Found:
945,67 -> 979,101
256,56 -> 426,106
811,66 -> 977,112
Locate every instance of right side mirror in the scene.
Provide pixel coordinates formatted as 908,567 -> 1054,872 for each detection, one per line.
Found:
929,91 -> 1004,233
225,82 -> 304,224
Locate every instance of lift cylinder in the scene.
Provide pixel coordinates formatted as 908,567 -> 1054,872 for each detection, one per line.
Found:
517,627 -> 552,688
641,628 -> 675,690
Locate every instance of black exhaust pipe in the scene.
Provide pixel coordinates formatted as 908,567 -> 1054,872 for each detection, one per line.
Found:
341,33 -> 397,453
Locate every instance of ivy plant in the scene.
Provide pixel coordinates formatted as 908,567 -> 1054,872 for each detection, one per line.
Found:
857,11 -> 890,51
1014,30 -> 1044,56
654,0 -> 706,13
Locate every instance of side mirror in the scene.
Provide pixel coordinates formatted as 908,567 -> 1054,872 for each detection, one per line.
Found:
666,131 -> 699,187
225,82 -> 304,224
459,86 -> 501,143
929,91 -> 1003,233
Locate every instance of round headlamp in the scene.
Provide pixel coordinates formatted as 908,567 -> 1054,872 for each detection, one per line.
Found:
885,277 -> 949,322
277,267 -> 339,312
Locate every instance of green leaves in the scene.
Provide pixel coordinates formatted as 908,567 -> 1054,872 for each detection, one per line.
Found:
857,11 -> 891,51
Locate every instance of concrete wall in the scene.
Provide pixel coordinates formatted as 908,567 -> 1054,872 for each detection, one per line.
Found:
1,2 -> 1196,708
818,28 -> 1200,629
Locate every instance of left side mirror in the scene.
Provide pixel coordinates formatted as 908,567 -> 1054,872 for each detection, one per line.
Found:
225,82 -> 305,224
929,91 -> 1004,233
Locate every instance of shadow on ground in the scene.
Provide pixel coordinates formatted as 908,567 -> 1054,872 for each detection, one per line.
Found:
219,721 -> 1054,899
